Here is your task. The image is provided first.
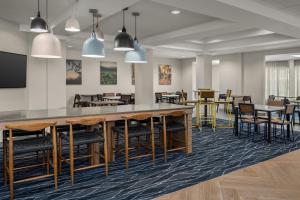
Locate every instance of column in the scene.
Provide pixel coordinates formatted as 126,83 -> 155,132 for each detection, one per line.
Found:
195,55 -> 212,90
135,49 -> 154,104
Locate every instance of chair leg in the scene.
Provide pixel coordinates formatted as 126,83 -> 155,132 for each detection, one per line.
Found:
103,122 -> 108,176
8,131 -> 14,200
151,118 -> 155,165
52,126 -> 58,190
47,150 -> 50,174
125,120 -> 129,173
3,141 -> 7,186
69,127 -> 75,184
184,114 -> 188,155
163,116 -> 167,162
58,134 -> 62,174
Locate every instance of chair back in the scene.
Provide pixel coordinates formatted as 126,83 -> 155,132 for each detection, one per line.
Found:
181,90 -> 188,102
239,103 -> 255,116
267,99 -> 284,107
67,117 -> 105,126
121,95 -> 132,105
155,92 -> 163,103
285,104 -> 295,115
243,96 -> 252,103
78,101 -> 90,107
103,93 -> 115,97
268,95 -> 275,101
226,89 -> 232,99
73,94 -> 81,107
97,94 -> 103,101
116,93 -> 122,96
200,90 -> 215,99
6,122 -> 56,133
296,96 -> 300,101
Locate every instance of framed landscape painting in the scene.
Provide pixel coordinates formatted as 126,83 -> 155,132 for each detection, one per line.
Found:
100,61 -> 117,85
159,64 -> 171,85
66,59 -> 82,85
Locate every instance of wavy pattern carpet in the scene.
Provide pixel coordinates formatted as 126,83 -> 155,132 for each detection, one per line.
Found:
1,125 -> 300,200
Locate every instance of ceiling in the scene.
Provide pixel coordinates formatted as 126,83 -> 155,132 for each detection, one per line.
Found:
1,0 -> 300,58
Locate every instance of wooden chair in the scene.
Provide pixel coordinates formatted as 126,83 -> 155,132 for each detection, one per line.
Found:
113,114 -> 156,172
238,103 -> 267,141
3,122 -> 57,199
59,117 -> 108,184
120,94 -> 132,105
73,94 -> 81,107
272,104 -> 295,143
160,111 -> 188,161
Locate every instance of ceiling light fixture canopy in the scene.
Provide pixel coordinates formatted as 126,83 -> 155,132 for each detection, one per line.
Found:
95,13 -> 104,41
30,0 -> 48,33
31,0 -> 62,59
114,7 -> 134,51
82,9 -> 105,58
65,0 -> 80,32
125,12 -> 147,63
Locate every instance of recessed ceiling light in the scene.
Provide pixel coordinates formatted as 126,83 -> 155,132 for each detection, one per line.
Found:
292,54 -> 300,57
170,10 -> 181,15
30,16 -> 35,20
67,45 -> 72,48
117,29 -> 122,33
212,59 -> 220,65
188,40 -> 203,44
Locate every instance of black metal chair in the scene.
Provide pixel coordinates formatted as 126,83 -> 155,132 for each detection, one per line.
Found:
155,92 -> 163,103
120,94 -> 132,105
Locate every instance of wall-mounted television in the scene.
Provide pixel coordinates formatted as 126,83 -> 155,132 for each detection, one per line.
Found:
0,51 -> 27,88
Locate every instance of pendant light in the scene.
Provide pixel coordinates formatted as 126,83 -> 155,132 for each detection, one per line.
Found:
31,0 -> 62,58
82,9 -> 105,58
65,0 -> 80,32
30,0 -> 48,33
95,14 -> 104,41
114,8 -> 134,51
124,12 -> 147,63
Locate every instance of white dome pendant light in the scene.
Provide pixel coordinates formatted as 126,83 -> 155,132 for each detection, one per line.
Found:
31,0 -> 62,58
124,12 -> 147,63
65,0 -> 80,32
95,14 -> 104,41
82,9 -> 105,58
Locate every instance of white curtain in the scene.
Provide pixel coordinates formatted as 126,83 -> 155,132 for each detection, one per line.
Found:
265,61 -> 289,99
295,60 -> 300,96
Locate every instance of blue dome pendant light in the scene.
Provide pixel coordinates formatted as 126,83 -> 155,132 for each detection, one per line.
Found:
114,8 -> 134,51
82,9 -> 105,58
124,12 -> 147,63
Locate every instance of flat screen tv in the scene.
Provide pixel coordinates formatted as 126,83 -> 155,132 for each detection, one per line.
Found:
0,51 -> 27,88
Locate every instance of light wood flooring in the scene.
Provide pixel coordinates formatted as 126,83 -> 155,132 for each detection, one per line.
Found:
156,149 -> 300,200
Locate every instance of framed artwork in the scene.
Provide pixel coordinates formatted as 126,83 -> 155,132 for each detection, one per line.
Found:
100,61 -> 117,85
131,64 -> 135,85
66,59 -> 82,85
159,64 -> 171,85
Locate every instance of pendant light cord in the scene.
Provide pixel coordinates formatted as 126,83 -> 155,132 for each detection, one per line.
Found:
123,9 -> 125,28
134,15 -> 137,41
92,12 -> 95,32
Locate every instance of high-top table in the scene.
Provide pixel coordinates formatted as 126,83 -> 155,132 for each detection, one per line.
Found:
0,103 -> 194,162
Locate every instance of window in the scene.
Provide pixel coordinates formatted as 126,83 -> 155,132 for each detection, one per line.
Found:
265,61 -> 289,99
294,60 -> 300,96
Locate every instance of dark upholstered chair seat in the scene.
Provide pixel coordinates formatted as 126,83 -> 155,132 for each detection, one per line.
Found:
5,135 -> 52,154
62,131 -> 103,146
157,122 -> 185,132
113,126 -> 159,138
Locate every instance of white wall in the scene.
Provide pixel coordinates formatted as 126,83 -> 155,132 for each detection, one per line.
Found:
0,19 -> 29,111
180,58 -> 196,100
66,50 -> 184,106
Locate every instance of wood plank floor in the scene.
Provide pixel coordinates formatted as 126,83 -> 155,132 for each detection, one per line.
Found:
156,149 -> 300,200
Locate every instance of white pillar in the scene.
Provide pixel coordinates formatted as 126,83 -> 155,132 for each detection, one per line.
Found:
289,60 -> 295,97
195,55 -> 212,90
135,49 -> 154,104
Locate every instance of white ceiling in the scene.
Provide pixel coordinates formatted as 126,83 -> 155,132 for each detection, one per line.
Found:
1,0 -> 300,58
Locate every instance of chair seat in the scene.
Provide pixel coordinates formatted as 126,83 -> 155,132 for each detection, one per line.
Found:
5,136 -> 52,154
113,126 -> 159,137
62,130 -> 103,146
271,118 -> 291,125
241,118 -> 267,124
157,122 -> 185,132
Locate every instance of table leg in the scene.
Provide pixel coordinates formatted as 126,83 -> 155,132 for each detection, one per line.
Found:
234,107 -> 238,136
268,111 -> 271,143
287,114 -> 290,139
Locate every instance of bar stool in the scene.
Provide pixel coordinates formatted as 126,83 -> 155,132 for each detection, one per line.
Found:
113,114 -> 156,172
160,111 -> 188,161
3,122 -> 57,199
59,117 -> 108,184
198,90 -> 217,131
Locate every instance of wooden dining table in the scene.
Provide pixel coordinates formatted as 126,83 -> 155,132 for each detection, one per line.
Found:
0,103 -> 194,162
233,104 -> 286,143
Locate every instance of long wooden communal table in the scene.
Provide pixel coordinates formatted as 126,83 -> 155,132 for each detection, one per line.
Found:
0,103 -> 194,162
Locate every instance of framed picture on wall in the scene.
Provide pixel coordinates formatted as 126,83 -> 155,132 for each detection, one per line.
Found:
131,64 -> 135,85
159,64 -> 171,85
66,59 -> 82,85
100,61 -> 117,85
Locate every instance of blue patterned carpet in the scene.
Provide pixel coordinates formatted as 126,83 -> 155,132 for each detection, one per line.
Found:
1,125 -> 300,200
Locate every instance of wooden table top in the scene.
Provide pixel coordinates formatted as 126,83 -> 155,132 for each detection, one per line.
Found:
156,149 -> 300,200
89,100 -> 123,105
0,103 -> 193,123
